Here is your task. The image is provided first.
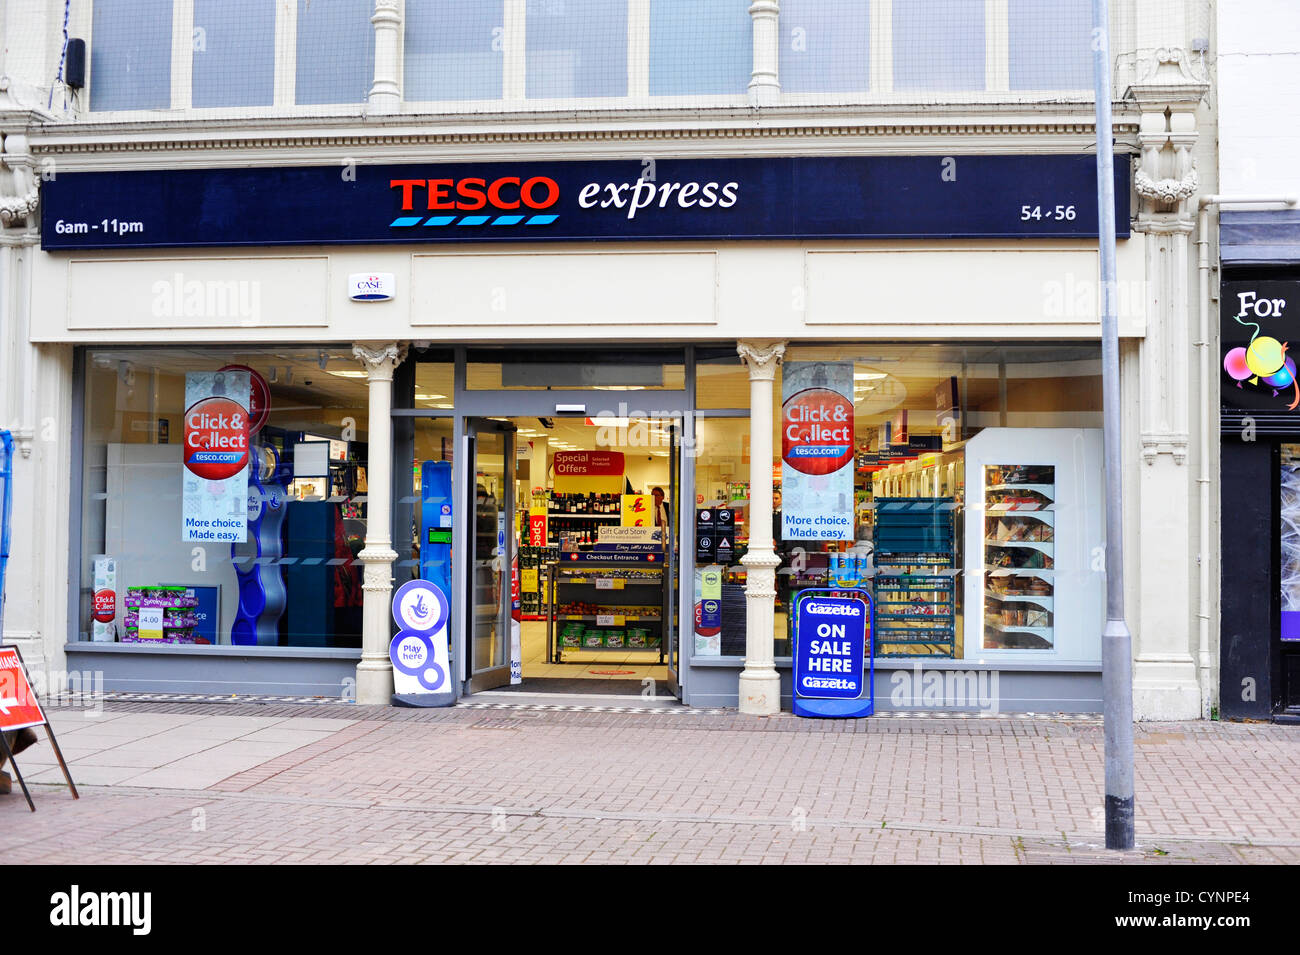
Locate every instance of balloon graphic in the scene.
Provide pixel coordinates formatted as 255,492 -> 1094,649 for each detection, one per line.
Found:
1224,347 -> 1252,381
1246,336 -> 1285,377
1266,356 -> 1297,388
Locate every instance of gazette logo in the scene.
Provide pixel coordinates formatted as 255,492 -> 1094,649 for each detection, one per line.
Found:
50,886 -> 152,936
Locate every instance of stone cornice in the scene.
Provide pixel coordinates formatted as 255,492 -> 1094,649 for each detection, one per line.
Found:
22,103 -> 1142,163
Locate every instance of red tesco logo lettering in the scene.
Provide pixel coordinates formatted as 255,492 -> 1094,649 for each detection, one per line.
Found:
390,177 -> 560,212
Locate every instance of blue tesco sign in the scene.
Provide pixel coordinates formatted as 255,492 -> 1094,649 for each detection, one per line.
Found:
793,589 -> 873,719
39,155 -> 1129,251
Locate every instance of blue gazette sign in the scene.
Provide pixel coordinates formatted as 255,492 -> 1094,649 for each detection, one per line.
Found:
41,155 -> 1129,250
793,589 -> 874,719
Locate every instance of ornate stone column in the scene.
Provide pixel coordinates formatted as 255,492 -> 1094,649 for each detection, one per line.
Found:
353,342 -> 406,704
748,0 -> 780,105
369,0 -> 401,113
0,128 -> 49,675
1126,49 -> 1209,719
737,340 -> 785,714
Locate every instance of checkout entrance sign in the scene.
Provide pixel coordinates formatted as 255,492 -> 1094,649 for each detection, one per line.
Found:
792,589 -> 874,719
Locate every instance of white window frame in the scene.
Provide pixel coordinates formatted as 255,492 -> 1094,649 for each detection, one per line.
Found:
773,0 -> 1097,108
397,0 -> 751,114
80,0 -> 1103,120
85,0 -> 373,120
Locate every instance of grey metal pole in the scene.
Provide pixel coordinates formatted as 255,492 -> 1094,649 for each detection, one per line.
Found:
1092,0 -> 1135,851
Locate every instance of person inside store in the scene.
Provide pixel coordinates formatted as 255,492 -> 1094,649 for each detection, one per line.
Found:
651,486 -> 669,532
0,728 -> 38,795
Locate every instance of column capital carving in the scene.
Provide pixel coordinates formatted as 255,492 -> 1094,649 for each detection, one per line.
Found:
1126,47 -> 1210,229
1140,431 -> 1189,466
0,132 -> 38,231
1131,213 -> 1195,236
1127,47 -> 1210,103
353,342 -> 407,382
371,0 -> 400,25
737,340 -> 786,381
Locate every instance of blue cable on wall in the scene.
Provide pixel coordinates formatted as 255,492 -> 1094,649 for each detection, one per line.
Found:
47,0 -> 71,109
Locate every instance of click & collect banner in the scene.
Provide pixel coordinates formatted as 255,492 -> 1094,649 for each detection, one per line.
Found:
182,370 -> 250,543
782,362 -> 855,542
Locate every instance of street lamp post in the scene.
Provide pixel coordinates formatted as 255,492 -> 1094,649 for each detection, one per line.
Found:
1092,0 -> 1135,851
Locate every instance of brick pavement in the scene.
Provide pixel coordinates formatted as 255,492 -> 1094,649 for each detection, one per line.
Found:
1,699 -> 1296,864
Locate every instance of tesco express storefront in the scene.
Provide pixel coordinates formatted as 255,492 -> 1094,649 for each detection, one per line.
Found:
34,150 -> 1140,712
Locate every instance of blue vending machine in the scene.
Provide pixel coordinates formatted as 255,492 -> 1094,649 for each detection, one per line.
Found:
391,460 -> 455,708
420,461 -> 453,596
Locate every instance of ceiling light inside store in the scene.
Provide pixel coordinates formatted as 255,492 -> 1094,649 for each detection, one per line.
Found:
327,370 -> 368,379
414,393 -> 446,401
854,371 -> 888,381
587,416 -> 630,428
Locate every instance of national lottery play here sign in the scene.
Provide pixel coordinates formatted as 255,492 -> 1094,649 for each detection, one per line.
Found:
793,590 -> 874,719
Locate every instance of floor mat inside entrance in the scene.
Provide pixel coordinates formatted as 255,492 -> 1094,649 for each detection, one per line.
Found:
490,677 -> 658,696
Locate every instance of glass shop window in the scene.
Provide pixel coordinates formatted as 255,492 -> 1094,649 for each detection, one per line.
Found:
79,347 -> 370,650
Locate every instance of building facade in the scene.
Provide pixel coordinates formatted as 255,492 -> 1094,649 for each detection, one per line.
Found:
0,0 -> 1219,718
1215,0 -> 1300,722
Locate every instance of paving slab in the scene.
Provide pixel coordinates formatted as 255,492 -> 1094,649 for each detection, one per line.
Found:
1,700 -> 1295,864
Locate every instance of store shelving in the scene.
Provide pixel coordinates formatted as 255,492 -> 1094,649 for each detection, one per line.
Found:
547,557 -> 667,663
871,498 -> 957,657
982,465 -> 1056,651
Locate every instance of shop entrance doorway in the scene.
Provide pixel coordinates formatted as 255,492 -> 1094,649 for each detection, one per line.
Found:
463,417 -> 516,693
457,411 -> 686,699
435,349 -> 690,701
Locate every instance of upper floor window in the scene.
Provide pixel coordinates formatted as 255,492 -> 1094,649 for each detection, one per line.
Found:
778,0 -> 1096,95
296,0 -> 376,105
87,0 -> 1097,112
893,0 -> 986,92
1009,0 -> 1093,90
779,0 -> 870,94
526,0 -> 628,99
404,0 -> 504,100
191,0 -> 276,108
89,0 -> 173,110
649,0 -> 751,96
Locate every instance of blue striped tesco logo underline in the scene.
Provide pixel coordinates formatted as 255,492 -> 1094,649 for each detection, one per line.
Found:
390,214 -> 559,228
